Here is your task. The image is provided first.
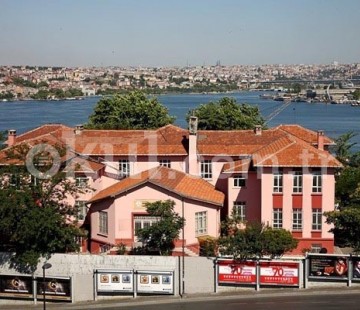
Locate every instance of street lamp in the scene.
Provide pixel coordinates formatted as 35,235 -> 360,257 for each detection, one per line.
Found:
42,263 -> 52,310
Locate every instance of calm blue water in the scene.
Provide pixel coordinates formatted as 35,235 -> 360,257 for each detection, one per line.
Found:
1,91 -> 359,151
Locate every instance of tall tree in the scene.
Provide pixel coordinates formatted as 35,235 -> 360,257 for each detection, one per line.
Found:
136,200 -> 184,255
0,131 -> 6,150
186,97 -> 265,130
325,208 -> 360,251
332,132 -> 358,165
218,217 -> 298,260
0,143 -> 86,272
325,132 -> 360,249
86,90 -> 175,129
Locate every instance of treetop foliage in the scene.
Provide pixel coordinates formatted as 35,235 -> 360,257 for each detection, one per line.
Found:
218,220 -> 298,260
86,90 -> 175,130
186,96 -> 266,130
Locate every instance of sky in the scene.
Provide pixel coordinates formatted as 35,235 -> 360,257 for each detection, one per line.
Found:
1,0 -> 360,67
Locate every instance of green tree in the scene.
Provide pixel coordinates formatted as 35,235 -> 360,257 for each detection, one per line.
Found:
325,208 -> 360,251
325,132 -> 360,248
136,200 -> 185,255
218,220 -> 298,260
187,97 -> 265,130
291,83 -> 302,94
352,89 -> 360,100
86,91 -> 175,129
0,143 -> 86,272
0,131 -> 6,150
332,132 -> 358,165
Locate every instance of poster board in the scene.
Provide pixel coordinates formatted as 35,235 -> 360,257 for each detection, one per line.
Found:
217,260 -> 256,285
0,275 -> 33,299
260,261 -> 299,286
136,271 -> 174,294
308,255 -> 348,280
95,270 -> 134,293
36,276 -> 71,301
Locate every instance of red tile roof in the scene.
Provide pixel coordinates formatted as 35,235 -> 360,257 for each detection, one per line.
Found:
63,156 -> 105,173
276,124 -> 334,145
0,123 -> 342,169
252,134 -> 341,167
89,166 -> 224,206
223,158 -> 251,173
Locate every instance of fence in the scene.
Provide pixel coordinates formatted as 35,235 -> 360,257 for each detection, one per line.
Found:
0,252 -> 359,305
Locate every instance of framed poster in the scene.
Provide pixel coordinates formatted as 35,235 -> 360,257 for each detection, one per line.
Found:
36,277 -> 71,301
0,275 -> 33,299
260,261 -> 299,286
217,260 -> 256,285
352,258 -> 360,281
136,271 -> 174,294
308,255 -> 348,279
96,270 -> 134,293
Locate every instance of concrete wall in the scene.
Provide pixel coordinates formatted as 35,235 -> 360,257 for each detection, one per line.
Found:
1,253 -> 359,306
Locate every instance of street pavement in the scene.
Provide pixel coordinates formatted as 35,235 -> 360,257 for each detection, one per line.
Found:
1,287 -> 360,309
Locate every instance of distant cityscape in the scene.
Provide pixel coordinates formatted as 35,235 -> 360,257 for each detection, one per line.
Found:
0,62 -> 360,101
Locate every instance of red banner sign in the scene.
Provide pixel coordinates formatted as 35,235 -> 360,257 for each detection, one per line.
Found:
218,261 -> 256,284
260,262 -> 299,286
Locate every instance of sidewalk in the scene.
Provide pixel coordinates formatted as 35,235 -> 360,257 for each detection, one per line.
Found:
1,286 -> 360,310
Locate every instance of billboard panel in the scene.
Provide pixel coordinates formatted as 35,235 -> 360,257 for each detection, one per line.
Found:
0,275 -> 33,299
36,277 -> 71,301
217,260 -> 256,284
260,261 -> 299,286
136,271 -> 174,294
308,255 -> 348,279
96,270 -> 133,293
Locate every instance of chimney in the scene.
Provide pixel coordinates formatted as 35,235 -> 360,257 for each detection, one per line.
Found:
188,116 -> 198,175
74,124 -> 84,135
7,129 -> 16,146
317,130 -> 324,151
254,125 -> 262,136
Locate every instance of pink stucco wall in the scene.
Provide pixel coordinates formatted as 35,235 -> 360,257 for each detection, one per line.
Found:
90,183 -> 221,248
227,171 -> 261,221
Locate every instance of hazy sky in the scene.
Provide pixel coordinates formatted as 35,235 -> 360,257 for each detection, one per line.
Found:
1,0 -> 359,67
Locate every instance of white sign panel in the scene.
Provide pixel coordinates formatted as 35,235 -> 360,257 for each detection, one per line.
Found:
136,271 -> 174,294
96,270 -> 133,293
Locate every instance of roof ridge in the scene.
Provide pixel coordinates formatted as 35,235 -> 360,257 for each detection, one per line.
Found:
253,135 -> 296,166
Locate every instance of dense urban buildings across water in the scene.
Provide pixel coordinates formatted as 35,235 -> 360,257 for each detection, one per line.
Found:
1,62 -> 360,100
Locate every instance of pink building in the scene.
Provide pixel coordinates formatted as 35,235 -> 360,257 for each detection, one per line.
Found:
0,120 -> 342,255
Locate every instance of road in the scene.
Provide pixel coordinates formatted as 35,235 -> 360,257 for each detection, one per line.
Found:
49,291 -> 360,310
2,290 -> 360,310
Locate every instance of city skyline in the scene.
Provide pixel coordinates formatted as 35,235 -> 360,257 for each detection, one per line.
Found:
1,0 -> 360,67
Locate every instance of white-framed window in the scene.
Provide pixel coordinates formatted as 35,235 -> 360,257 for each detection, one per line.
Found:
75,200 -> 87,221
233,175 -> 246,187
133,215 -> 160,238
119,159 -> 130,177
293,171 -> 303,193
200,160 -> 212,179
99,211 -> 108,235
312,171 -> 322,193
273,208 -> 283,228
292,208 -> 302,230
312,208 -> 322,230
159,159 -> 171,168
195,211 -> 207,235
75,176 -> 88,188
310,244 -> 322,253
233,201 -> 246,221
273,171 -> 283,193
